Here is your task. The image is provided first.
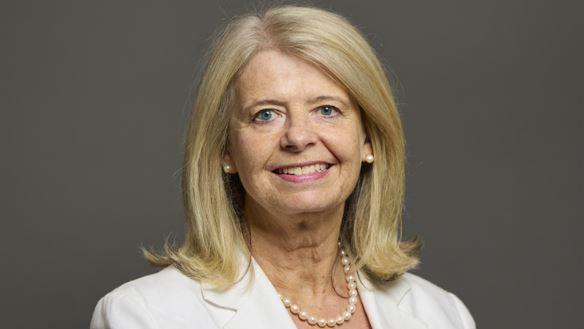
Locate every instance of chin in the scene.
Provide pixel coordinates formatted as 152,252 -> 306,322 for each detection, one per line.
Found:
277,197 -> 341,216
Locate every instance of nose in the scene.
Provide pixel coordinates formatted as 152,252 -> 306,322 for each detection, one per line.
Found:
280,113 -> 317,152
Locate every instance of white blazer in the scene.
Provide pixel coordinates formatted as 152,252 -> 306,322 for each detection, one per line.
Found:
90,260 -> 476,329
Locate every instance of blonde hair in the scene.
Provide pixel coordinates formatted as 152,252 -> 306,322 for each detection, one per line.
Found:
144,4 -> 421,288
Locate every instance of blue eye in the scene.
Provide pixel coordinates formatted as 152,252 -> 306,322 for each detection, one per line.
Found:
254,109 -> 275,122
319,105 -> 338,117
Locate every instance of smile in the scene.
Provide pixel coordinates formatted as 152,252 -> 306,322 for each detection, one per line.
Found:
271,162 -> 333,183
273,163 -> 331,175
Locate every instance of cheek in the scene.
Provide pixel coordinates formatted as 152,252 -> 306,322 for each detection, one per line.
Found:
323,125 -> 364,162
230,131 -> 273,180
232,141 -> 256,173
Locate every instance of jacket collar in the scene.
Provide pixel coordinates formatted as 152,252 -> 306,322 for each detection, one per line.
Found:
201,257 -> 297,329
357,273 -> 428,329
201,257 -> 427,329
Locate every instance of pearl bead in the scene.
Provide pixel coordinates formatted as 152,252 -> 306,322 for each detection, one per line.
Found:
341,257 -> 350,266
343,311 -> 351,320
349,289 -> 358,297
343,265 -> 350,273
318,319 -> 327,327
347,304 -> 356,314
308,316 -> 317,325
327,319 -> 336,327
348,281 -> 356,289
336,316 -> 345,324
290,304 -> 300,314
283,298 -> 291,307
346,275 -> 355,282
299,311 -> 308,320
349,296 -> 357,305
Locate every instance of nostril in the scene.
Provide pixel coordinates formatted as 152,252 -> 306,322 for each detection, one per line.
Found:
281,128 -> 318,151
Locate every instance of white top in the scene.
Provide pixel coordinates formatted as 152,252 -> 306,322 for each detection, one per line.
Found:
90,261 -> 476,329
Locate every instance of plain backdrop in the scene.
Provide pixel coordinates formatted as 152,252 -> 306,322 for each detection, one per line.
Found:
2,1 -> 582,328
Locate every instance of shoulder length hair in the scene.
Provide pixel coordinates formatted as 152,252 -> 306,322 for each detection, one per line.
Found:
144,4 -> 421,288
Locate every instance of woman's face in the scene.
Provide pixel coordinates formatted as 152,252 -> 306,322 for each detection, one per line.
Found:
226,50 -> 371,217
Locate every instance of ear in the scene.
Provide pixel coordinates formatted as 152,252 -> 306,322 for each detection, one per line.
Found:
358,118 -> 372,162
361,141 -> 373,162
222,152 -> 238,174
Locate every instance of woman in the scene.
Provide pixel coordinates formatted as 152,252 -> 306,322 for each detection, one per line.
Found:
91,5 -> 476,329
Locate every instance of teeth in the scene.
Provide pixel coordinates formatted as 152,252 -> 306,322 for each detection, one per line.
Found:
278,163 -> 329,175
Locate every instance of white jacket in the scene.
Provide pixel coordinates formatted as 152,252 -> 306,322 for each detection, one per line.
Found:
90,260 -> 476,329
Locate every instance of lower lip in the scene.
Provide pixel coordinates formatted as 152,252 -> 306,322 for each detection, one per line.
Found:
274,166 -> 331,183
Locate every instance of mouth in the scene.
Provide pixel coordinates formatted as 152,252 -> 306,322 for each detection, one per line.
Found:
271,162 -> 333,176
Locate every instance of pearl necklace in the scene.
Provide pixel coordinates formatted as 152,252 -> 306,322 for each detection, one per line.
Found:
279,248 -> 358,327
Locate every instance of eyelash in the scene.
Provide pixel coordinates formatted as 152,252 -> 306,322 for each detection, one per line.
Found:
252,105 -> 340,124
252,109 -> 279,123
317,105 -> 340,117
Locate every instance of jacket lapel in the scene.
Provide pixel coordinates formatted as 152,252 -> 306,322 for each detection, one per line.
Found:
200,258 -> 297,329
357,273 -> 428,329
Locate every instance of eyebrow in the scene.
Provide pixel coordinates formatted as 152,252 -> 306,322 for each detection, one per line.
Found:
307,95 -> 350,107
242,95 -> 350,113
242,99 -> 287,114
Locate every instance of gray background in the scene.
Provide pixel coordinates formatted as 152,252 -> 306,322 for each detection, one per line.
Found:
2,0 -> 582,328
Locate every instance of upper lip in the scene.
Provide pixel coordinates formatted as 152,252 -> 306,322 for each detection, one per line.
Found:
270,161 -> 332,171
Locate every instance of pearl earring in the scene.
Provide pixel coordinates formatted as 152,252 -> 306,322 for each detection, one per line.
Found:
223,164 -> 231,173
365,154 -> 374,164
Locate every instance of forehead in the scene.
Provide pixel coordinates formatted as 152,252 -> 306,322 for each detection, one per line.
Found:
234,50 -> 351,104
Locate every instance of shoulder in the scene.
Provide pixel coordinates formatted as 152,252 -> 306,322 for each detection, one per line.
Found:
400,272 -> 457,306
370,272 -> 476,329
400,272 -> 476,329
103,266 -> 202,305
90,266 -> 216,329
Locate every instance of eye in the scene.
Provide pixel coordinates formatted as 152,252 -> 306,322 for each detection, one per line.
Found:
253,109 -> 277,123
318,105 -> 339,117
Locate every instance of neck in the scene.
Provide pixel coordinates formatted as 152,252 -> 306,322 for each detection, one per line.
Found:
244,200 -> 347,302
